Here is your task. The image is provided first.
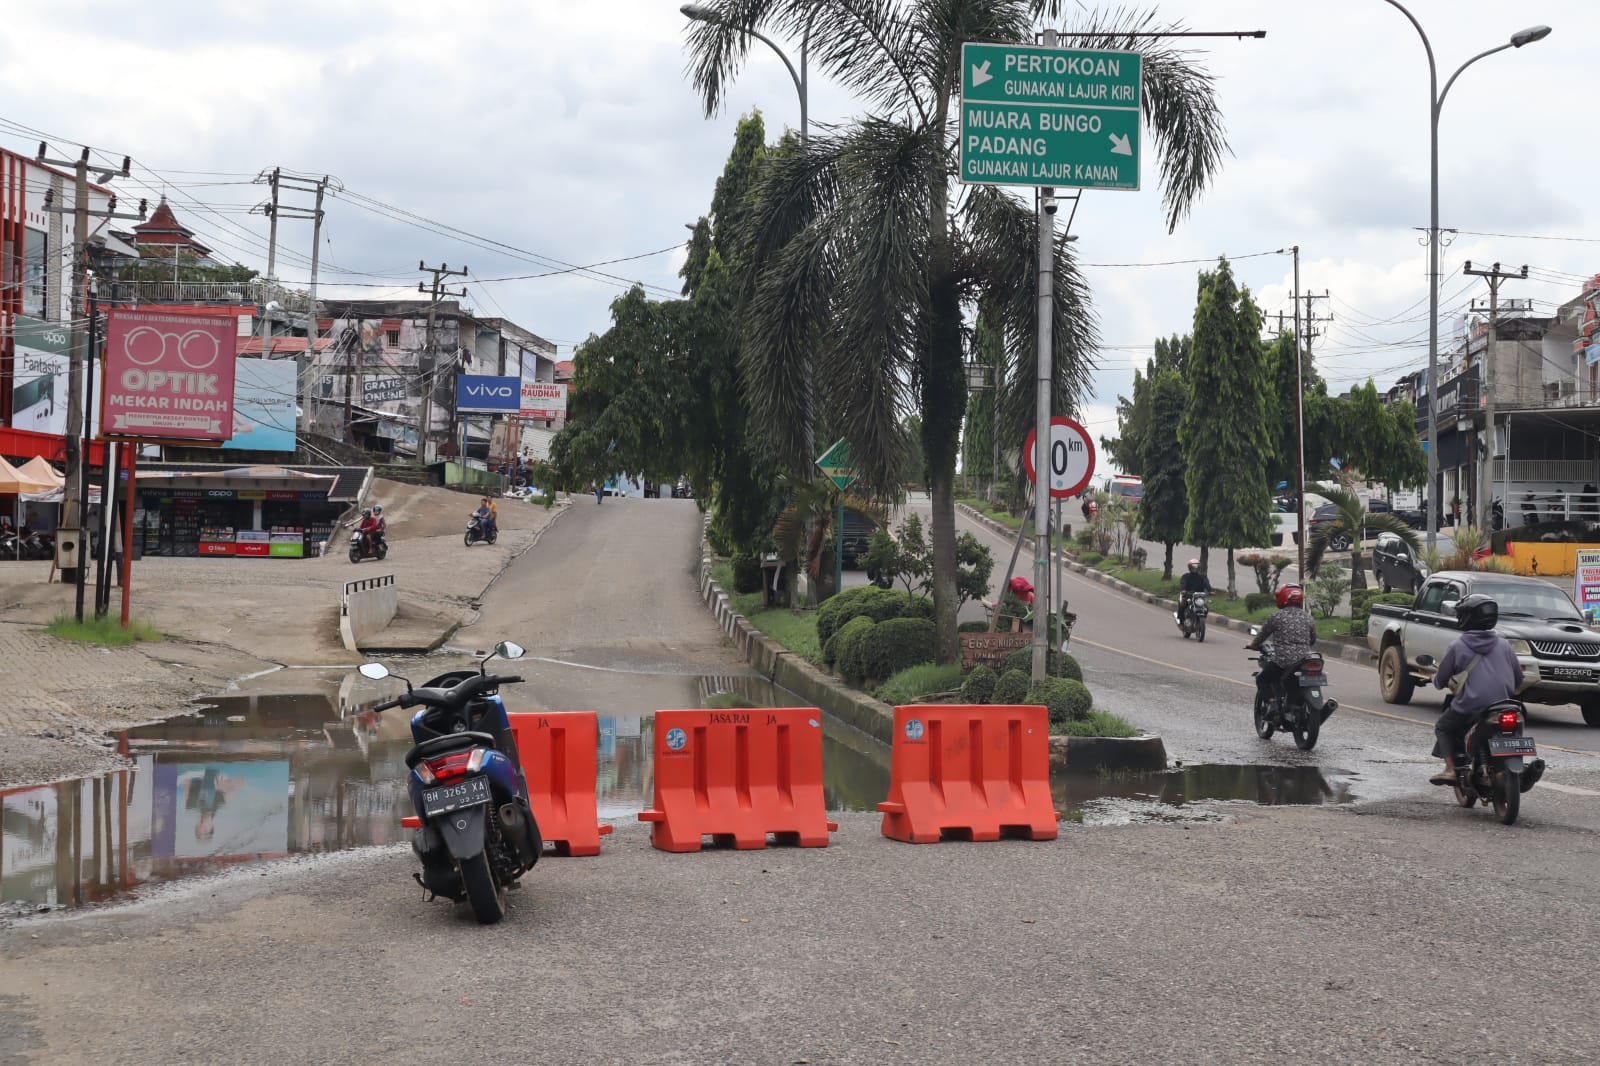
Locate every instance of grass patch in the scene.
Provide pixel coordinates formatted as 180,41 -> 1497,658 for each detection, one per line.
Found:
1111,567 -> 1181,598
45,613 -> 161,646
1051,709 -> 1140,738
711,560 -> 824,665
874,663 -> 963,705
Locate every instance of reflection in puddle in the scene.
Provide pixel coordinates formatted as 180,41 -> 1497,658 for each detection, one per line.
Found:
1055,764 -> 1357,826
1,677 -> 892,912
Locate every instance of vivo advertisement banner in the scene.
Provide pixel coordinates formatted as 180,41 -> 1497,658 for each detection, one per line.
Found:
456,375 -> 520,413
223,359 -> 299,452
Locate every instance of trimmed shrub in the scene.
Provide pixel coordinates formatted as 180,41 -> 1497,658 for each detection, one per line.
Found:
1351,591 -> 1416,637
1078,551 -> 1104,566
958,620 -> 989,633
857,617 -> 937,681
1244,592 -> 1274,614
1025,677 -> 1093,724
825,614 -> 875,672
816,585 -> 934,648
999,646 -> 1082,681
960,664 -> 998,704
730,553 -> 763,594
992,668 -> 1030,705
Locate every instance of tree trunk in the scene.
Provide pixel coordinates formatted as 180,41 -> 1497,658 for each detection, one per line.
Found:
1226,548 -> 1236,598
1200,545 -> 1210,575
929,468 -> 960,664
1351,549 -> 1368,590
1162,542 -> 1174,581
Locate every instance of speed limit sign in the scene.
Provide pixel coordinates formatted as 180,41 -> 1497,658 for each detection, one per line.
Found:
1023,416 -> 1096,499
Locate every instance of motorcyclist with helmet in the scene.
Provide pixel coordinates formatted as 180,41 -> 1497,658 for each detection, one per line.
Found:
357,508 -> 380,556
1245,585 -> 1317,708
1428,594 -> 1523,786
1177,558 -> 1214,628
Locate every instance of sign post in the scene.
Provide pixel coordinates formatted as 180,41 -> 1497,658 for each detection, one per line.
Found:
959,41 -> 1142,190
816,439 -> 857,600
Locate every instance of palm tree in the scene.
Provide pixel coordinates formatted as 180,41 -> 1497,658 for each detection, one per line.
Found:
684,2 -> 1230,663
1306,484 -> 1420,591
771,476 -> 887,597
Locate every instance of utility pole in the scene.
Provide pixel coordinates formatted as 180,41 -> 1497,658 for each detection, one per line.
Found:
1464,260 -> 1527,531
418,261 -> 469,465
1292,247 -> 1307,591
36,144 -> 136,592
255,171 -> 337,431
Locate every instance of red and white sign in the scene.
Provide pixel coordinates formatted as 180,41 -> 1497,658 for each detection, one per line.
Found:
519,380 -> 567,420
103,310 -> 239,443
1023,416 -> 1096,499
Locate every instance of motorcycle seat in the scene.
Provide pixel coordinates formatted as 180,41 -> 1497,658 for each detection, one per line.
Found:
405,731 -> 498,768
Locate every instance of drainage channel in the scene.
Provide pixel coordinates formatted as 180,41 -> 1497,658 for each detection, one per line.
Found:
2,685 -> 1357,913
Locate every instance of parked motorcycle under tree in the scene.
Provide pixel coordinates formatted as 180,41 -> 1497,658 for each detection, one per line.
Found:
421,776 -> 492,817
1489,736 -> 1537,757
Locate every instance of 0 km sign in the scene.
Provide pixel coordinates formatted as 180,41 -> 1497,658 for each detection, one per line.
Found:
1023,416 -> 1096,499
959,41 -> 1141,190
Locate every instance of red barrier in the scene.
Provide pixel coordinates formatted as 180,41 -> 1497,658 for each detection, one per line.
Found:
638,708 -> 838,852
399,712 -> 613,857
877,705 -> 1059,843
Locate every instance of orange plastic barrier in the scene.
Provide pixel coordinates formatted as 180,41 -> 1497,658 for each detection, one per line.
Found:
399,712 -> 613,857
877,704 -> 1059,843
638,708 -> 838,852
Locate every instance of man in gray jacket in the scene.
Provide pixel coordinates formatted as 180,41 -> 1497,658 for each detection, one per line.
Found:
1429,594 -> 1524,786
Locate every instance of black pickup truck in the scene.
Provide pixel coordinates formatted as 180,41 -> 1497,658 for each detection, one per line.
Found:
1367,571 -> 1600,726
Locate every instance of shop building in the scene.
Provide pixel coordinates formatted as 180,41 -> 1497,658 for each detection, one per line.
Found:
134,463 -> 369,558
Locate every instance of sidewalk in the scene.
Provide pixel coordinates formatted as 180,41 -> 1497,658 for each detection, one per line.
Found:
0,479 -> 570,789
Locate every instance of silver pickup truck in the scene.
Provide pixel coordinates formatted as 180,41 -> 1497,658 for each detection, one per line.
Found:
1367,570 -> 1600,726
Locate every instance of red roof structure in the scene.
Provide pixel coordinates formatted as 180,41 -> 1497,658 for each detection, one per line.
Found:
131,196 -> 212,258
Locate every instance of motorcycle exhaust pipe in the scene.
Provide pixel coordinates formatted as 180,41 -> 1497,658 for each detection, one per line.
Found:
1520,758 -> 1546,794
1319,699 -> 1338,724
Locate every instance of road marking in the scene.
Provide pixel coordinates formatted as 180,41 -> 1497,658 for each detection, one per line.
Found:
1539,782 -> 1600,797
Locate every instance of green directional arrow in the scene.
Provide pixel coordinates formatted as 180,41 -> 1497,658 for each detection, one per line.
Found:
815,438 -> 857,490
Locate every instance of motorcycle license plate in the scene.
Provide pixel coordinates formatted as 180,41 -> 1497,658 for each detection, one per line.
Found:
421,775 -> 491,817
1550,666 -> 1593,681
1298,675 -> 1328,686
1488,736 -> 1537,757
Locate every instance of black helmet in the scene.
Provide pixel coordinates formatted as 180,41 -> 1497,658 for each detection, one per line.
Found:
1456,594 -> 1498,631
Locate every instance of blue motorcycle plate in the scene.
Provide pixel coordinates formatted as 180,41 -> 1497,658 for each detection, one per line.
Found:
1489,736 -> 1536,757
421,775 -> 491,817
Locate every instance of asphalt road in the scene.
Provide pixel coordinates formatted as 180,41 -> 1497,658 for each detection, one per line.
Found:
6,496 -> 1600,1064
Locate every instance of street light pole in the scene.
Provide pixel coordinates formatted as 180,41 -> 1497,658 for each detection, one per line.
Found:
1381,1 -> 1550,550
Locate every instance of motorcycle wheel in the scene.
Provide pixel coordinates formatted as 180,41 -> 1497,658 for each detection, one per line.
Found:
1195,615 -> 1206,643
464,531 -> 474,548
348,548 -> 361,564
1292,708 -> 1320,751
459,851 -> 506,925
1253,693 -> 1275,739
1452,779 -> 1477,808
488,530 -> 497,545
1492,769 -> 1521,826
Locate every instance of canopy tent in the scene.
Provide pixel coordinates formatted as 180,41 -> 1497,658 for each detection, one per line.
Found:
0,456 -> 57,495
15,457 -> 63,488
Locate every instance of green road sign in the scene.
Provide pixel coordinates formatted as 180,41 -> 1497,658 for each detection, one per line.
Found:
815,438 -> 857,490
959,41 -> 1141,190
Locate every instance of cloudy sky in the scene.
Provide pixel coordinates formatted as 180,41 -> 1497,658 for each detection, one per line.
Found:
3,0 -> 1592,447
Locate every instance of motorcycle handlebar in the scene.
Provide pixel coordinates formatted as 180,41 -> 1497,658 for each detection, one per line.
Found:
373,698 -> 404,712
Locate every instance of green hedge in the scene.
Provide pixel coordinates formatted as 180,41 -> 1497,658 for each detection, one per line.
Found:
960,664 -> 997,705
816,586 -> 933,648
958,620 -> 989,633
998,647 -> 1082,682
730,553 -> 763,594
1351,591 -> 1415,637
1244,592 -> 1274,613
825,614 -> 876,672
992,668 -> 1030,705
857,617 -> 937,681
1025,677 -> 1093,724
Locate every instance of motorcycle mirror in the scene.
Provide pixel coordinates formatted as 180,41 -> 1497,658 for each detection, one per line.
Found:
358,662 -> 390,680
495,640 -> 526,660
1248,626 -> 1260,637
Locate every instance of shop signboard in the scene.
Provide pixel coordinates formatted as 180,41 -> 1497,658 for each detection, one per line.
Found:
455,375 -> 520,414
9,316 -> 103,438
520,380 -> 567,420
1576,549 -> 1600,622
362,376 -> 408,404
103,310 -> 239,444
223,359 -> 298,452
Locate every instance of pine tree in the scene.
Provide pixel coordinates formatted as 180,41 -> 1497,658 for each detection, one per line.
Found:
1181,259 -> 1273,596
1138,362 -> 1189,580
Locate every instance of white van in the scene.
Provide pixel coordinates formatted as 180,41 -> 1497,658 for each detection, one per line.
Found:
1270,492 -> 1332,548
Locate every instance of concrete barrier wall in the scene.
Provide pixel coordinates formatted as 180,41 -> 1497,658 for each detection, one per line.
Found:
340,574 -> 398,652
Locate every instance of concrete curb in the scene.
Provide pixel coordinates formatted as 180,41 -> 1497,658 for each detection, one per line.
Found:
954,503 -> 1377,667
697,525 -> 1169,769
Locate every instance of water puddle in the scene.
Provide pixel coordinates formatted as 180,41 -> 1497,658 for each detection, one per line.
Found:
1057,764 -> 1358,826
0,676 -> 891,913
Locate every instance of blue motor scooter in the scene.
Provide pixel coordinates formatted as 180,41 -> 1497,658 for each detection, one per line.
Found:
359,640 -> 541,924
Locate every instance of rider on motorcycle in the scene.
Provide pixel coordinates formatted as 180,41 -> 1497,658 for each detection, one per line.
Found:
474,496 -> 498,539
1428,594 -> 1523,786
1246,585 -> 1316,708
1178,558 -> 1214,625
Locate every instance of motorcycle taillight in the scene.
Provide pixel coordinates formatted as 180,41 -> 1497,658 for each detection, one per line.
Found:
1498,710 -> 1520,733
1301,659 -> 1323,675
423,751 -> 474,782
